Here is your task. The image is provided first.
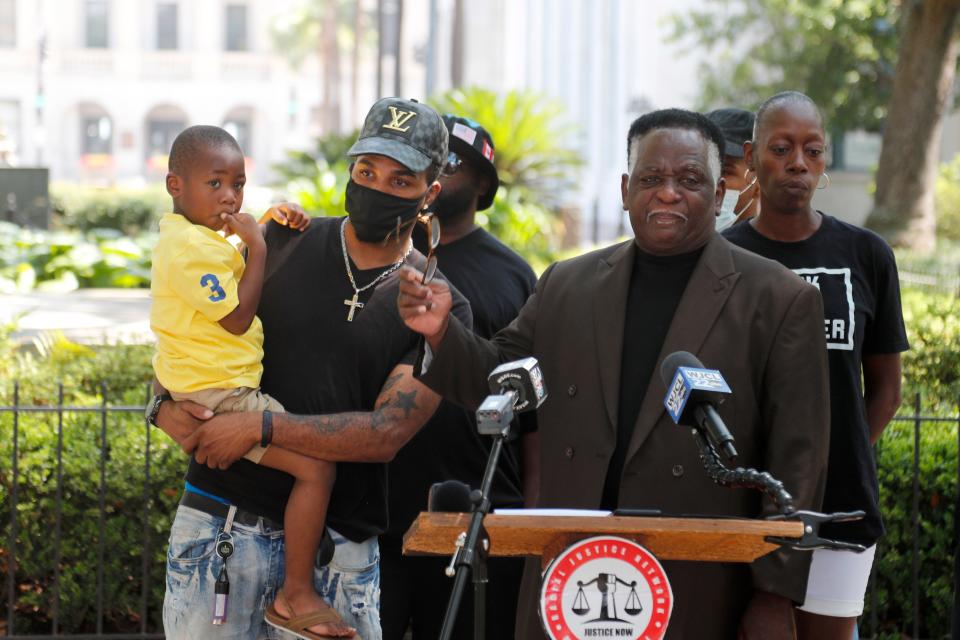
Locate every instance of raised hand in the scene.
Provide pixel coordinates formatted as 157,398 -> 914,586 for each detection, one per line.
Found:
397,266 -> 453,350
261,203 -> 311,232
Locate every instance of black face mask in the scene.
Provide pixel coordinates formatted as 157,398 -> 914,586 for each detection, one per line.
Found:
344,179 -> 426,244
430,182 -> 477,221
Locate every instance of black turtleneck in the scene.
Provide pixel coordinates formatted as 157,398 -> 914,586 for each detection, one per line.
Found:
600,244 -> 704,510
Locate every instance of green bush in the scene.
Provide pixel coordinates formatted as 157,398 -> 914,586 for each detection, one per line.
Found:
867,418 -> 957,639
0,335 -> 185,634
936,155 -> 960,244
900,290 -> 960,412
0,221 -> 154,293
51,184 -> 167,235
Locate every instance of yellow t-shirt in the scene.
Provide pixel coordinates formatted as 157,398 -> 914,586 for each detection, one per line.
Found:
150,213 -> 264,393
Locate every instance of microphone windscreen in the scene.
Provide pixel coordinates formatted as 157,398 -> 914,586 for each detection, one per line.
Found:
659,350 -> 704,386
427,480 -> 473,512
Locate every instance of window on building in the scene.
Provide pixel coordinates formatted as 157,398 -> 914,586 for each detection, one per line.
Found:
0,0 -> 15,48
225,4 -> 248,51
831,130 -> 882,172
223,118 -> 251,156
82,115 -> 112,155
146,118 -> 185,160
85,0 -> 109,48
156,2 -> 178,50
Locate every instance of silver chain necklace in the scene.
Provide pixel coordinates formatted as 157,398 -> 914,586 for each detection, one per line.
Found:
340,217 -> 411,322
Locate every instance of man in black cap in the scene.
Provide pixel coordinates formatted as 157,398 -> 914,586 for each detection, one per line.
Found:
151,97 -> 471,640
707,108 -> 759,229
380,114 -> 538,639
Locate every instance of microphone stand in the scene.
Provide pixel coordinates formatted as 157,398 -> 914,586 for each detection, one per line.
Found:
686,426 -> 868,551
438,424 -> 508,640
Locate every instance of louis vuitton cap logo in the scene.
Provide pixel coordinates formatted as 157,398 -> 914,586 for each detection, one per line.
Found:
347,97 -> 448,173
383,106 -> 418,133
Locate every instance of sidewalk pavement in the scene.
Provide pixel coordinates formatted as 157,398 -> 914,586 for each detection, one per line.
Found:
1,288 -> 153,345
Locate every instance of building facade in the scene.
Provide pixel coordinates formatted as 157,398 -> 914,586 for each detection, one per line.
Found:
0,0 -> 324,187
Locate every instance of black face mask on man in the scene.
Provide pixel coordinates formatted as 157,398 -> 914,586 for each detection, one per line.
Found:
430,182 -> 476,221
344,179 -> 427,244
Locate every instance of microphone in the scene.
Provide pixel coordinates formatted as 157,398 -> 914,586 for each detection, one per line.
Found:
659,351 -> 738,461
428,480 -> 473,512
476,357 -> 548,435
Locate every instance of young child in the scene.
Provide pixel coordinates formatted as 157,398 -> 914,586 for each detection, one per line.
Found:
151,125 -> 354,638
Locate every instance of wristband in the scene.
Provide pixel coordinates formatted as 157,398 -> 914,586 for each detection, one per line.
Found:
260,410 -> 273,448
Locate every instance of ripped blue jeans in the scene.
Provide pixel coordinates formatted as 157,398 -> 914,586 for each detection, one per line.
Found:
163,505 -> 381,639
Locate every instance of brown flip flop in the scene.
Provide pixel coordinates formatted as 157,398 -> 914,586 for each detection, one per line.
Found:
264,591 -> 355,640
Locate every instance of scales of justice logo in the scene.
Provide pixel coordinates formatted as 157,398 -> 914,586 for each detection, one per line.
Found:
539,536 -> 673,640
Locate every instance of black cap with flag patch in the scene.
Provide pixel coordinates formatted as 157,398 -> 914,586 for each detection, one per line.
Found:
347,97 -> 448,173
442,115 -> 499,210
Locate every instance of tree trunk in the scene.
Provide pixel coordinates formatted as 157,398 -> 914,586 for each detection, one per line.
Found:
866,0 -> 960,250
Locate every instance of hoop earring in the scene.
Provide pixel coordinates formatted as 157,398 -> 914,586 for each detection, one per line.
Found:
817,172 -> 830,190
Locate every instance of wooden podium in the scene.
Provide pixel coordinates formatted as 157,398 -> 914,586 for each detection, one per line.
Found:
403,512 -> 804,568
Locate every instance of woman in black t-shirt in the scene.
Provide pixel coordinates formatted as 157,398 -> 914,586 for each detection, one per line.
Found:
722,91 -> 908,640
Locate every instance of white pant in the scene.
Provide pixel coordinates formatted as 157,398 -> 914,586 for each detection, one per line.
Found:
798,545 -> 877,617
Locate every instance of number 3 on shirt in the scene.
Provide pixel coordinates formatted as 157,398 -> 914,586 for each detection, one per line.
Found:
200,274 -> 226,302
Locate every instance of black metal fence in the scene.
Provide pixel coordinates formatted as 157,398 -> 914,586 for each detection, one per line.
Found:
1,383 -> 163,639
1,386 -> 957,639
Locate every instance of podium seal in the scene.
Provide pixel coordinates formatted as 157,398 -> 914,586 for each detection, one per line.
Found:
539,536 -> 673,640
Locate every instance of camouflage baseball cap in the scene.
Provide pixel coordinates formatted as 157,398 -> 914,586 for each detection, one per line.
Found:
347,97 -> 449,173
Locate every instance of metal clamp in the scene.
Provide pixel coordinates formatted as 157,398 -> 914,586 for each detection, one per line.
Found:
766,509 -> 868,552
445,531 -> 467,578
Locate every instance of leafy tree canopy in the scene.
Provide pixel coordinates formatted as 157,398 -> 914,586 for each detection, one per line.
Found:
667,0 -> 902,132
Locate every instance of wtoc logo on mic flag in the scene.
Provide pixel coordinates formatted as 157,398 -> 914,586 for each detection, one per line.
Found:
664,367 -> 731,423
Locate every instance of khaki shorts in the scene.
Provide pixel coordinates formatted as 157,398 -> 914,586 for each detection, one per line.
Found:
170,387 -> 284,463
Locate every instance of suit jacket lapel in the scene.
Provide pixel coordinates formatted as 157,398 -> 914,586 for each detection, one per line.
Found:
593,240 -> 635,433
624,234 -> 741,463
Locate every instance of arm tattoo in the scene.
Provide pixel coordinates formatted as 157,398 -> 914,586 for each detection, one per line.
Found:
394,390 -> 418,418
381,373 -> 403,394
282,384 -> 419,436
289,412 -> 353,435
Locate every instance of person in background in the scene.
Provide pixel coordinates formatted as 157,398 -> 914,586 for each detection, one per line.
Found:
707,108 -> 760,230
381,114 -> 537,640
723,90 -> 908,640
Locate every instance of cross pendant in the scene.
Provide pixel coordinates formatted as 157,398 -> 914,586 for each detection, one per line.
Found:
344,293 -> 364,322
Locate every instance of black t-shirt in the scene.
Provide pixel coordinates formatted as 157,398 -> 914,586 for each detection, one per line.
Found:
724,214 -> 909,545
384,227 -> 537,540
185,216 -> 471,542
600,246 -> 702,510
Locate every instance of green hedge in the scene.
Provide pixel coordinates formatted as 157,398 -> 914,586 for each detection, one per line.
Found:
0,330 -> 185,634
900,290 -> 960,412
866,417 -> 957,639
0,222 -> 154,293
51,184 -> 167,235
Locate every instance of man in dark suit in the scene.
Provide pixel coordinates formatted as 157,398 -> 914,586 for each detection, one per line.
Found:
397,108 -> 830,639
